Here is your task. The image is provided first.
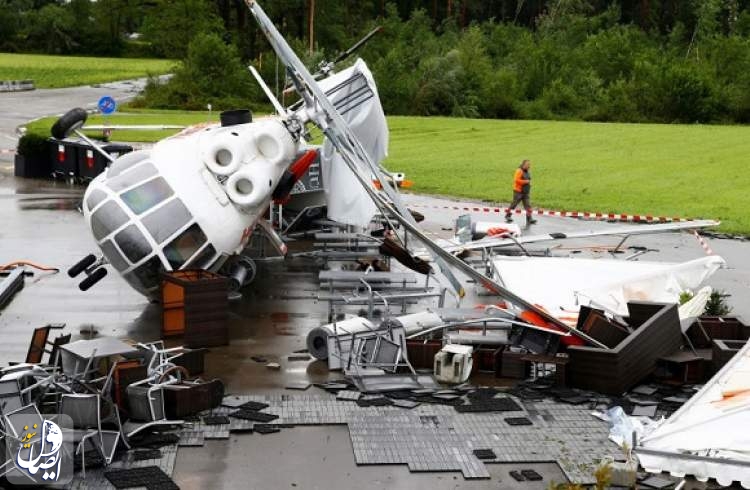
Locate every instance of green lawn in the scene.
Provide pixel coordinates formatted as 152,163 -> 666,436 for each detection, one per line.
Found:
25,108 -> 218,142
385,117 -> 750,235
24,110 -> 750,234
0,53 -> 174,88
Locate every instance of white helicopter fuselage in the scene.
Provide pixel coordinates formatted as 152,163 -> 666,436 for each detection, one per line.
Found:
81,116 -> 299,296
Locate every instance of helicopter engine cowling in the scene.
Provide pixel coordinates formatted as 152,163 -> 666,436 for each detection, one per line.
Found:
202,131 -> 254,176
253,120 -> 296,166
225,160 -> 277,208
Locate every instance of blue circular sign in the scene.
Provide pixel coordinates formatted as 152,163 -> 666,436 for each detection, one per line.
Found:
97,96 -> 117,115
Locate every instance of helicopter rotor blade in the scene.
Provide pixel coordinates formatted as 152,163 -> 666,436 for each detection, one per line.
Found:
244,0 -> 608,348
331,26 -> 382,67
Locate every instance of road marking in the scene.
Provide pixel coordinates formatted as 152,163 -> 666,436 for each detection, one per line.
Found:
410,202 -> 697,224
692,230 -> 715,256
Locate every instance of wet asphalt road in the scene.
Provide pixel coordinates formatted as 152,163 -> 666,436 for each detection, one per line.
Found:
0,77 -> 153,159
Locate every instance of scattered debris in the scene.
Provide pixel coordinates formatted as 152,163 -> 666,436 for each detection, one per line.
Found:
285,381 -> 311,390
105,466 -> 178,490
472,449 -> 496,460
0,267 -> 24,309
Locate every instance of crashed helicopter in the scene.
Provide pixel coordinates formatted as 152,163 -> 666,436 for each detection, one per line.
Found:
55,0 -> 723,351
56,21 -> 393,298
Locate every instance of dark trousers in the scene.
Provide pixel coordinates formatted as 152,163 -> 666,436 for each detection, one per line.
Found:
506,191 -> 531,216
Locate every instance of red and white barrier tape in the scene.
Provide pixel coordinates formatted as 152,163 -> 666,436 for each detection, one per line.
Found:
692,230 -> 714,256
410,202 -> 694,224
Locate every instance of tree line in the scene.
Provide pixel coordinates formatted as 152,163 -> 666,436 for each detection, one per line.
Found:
3,0 -> 750,123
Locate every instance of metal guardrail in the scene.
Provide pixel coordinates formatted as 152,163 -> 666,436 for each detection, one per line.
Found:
0,80 -> 35,92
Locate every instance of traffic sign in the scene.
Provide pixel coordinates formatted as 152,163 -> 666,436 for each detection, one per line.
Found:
97,96 -> 117,115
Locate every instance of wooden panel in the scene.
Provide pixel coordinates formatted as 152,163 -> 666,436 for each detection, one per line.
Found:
567,302 -> 683,394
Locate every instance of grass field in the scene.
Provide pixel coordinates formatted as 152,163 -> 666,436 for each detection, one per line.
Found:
386,117 -> 749,235
24,111 -> 750,234
0,53 -> 174,88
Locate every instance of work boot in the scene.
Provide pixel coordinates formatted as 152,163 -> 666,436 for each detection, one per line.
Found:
526,216 -> 537,225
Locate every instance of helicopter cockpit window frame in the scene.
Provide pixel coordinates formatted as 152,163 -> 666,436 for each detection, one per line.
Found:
107,150 -> 150,179
120,177 -> 174,215
126,255 -> 164,292
184,244 -> 218,270
142,198 -> 192,244
91,200 -> 130,241
100,239 -> 129,272
114,224 -> 152,264
107,162 -> 158,192
162,223 -> 208,270
85,188 -> 107,213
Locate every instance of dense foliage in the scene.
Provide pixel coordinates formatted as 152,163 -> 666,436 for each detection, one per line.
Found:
4,0 -> 750,123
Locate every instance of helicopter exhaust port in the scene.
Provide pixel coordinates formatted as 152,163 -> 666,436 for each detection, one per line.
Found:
227,257 -> 257,291
252,120 -> 296,166
202,133 -> 246,175
225,169 -> 266,207
220,109 -> 252,127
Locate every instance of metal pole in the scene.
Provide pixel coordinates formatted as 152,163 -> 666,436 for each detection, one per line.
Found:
308,0 -> 315,55
73,129 -> 114,164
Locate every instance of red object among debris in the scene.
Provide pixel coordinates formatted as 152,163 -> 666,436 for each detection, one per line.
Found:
373,179 -> 413,189
289,149 -> 317,179
519,309 -> 586,347
486,227 -> 512,237
273,149 -> 318,204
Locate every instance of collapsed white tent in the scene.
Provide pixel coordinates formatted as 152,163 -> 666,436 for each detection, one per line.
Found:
319,59 -> 387,227
637,339 -> 750,488
491,255 -> 725,320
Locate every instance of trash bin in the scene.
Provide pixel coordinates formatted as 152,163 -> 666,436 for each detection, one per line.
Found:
48,138 -> 83,181
160,270 -> 229,347
77,142 -> 133,181
14,149 -> 51,179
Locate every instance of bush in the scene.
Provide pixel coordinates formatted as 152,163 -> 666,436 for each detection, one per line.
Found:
17,133 -> 49,158
636,60 -> 722,123
704,290 -> 733,316
136,33 -> 258,111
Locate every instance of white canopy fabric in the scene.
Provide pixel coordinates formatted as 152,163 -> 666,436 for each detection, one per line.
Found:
637,339 -> 750,488
491,255 -> 725,319
319,59 -> 387,227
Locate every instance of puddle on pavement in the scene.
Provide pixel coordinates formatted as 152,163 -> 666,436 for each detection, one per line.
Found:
18,196 -> 81,210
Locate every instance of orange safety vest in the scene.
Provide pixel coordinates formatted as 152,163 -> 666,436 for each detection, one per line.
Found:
513,168 -> 530,193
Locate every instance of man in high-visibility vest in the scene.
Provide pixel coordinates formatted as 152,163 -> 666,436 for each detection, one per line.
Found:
505,159 -> 537,225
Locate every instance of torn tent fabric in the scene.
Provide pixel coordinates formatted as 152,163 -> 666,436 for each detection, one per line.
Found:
490,256 -> 725,319
319,59 -> 387,227
637,339 -> 750,488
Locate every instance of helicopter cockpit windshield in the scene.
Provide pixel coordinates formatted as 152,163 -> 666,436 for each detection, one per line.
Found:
83,150 -> 218,295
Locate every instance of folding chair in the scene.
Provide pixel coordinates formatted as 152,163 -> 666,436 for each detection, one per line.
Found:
0,378 -> 24,416
0,365 -> 56,415
24,324 -> 67,365
2,404 -> 46,481
0,435 -> 13,479
123,376 -> 184,439
59,393 -> 120,476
